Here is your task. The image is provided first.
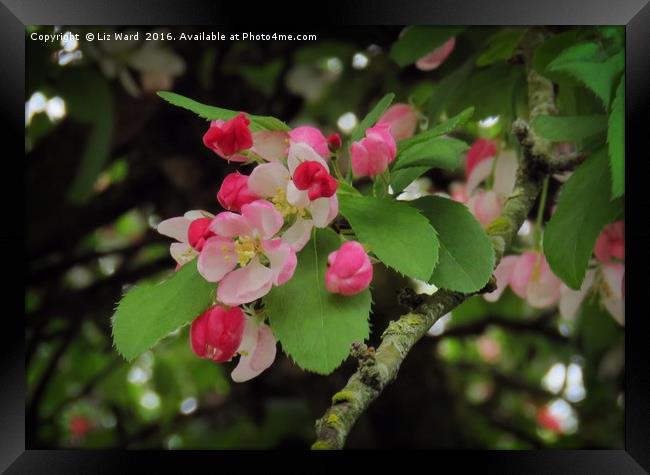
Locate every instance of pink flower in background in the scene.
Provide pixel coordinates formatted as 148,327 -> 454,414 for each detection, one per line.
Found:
467,190 -> 502,227
350,123 -> 397,177
465,138 -> 497,180
217,172 -> 260,212
203,113 -> 253,162
594,221 -> 624,264
231,316 -> 277,382
415,37 -> 456,71
198,200 -> 297,306
559,223 -> 625,325
377,103 -> 418,141
292,161 -> 338,200
537,406 -> 563,433
289,126 -> 330,158
449,145 -> 518,227
248,142 -> 339,251
157,210 -> 214,266
325,241 -> 373,295
485,251 -> 562,308
190,305 -> 246,362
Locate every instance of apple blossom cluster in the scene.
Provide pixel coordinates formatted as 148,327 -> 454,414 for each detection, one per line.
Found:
452,138 -> 625,324
155,109 -> 421,381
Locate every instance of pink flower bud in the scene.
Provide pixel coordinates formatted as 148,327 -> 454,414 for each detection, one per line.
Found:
594,221 -> 624,264
187,217 -> 216,251
325,241 -> 373,295
466,138 -> 497,180
292,161 -> 338,200
350,123 -> 397,177
217,172 -> 260,212
288,126 -> 329,158
415,37 -> 456,71
377,103 -> 418,141
327,133 -> 342,151
190,305 -> 246,363
203,113 -> 253,161
537,406 -> 563,433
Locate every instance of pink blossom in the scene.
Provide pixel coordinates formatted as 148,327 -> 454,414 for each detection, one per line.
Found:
467,190 -> 502,227
190,305 -> 246,362
594,221 -> 624,264
350,123 -> 397,177
217,172 -> 260,212
248,142 -> 339,251
203,113 -> 253,162
415,37 -> 456,71
198,200 -> 297,306
466,138 -> 497,180
485,252 -> 562,308
231,315 -> 277,382
157,210 -> 214,267
377,103 -> 418,141
288,126 -> 330,158
325,241 -> 373,295
559,263 -> 624,325
292,161 -> 338,200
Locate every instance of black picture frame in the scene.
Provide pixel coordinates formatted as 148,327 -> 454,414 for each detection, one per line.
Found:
4,0 -> 649,472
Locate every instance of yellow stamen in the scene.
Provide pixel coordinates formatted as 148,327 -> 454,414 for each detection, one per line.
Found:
270,187 -> 307,218
234,235 -> 261,267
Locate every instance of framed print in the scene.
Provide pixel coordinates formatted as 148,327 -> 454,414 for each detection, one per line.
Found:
3,0 -> 649,472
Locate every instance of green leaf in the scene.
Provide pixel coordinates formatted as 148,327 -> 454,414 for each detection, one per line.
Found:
339,195 -> 439,281
350,93 -> 395,142
112,260 -> 215,361
413,196 -> 495,292
157,91 -> 290,131
390,26 -> 465,67
427,58 -> 475,122
531,115 -> 607,142
532,30 -> 580,77
394,137 -> 467,171
476,28 -> 527,66
263,228 -> 372,374
336,180 -> 362,198
448,62 -> 525,123
543,148 -> 623,289
399,107 -> 474,153
608,76 -> 624,198
390,167 -> 431,195
547,44 -> 623,108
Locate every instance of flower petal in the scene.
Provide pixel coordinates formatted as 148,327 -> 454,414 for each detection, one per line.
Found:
157,217 -> 191,242
526,256 -> 562,308
493,151 -> 519,197
262,238 -> 297,285
484,255 -> 518,302
248,162 -> 290,198
184,210 -> 213,220
466,156 -> 495,196
170,242 -> 197,266
210,211 -> 252,238
282,217 -> 313,251
509,252 -> 537,299
310,194 -> 338,227
287,142 -> 329,175
241,200 -> 284,239
197,236 -> 237,282
217,257 -> 275,306
559,269 -> 595,320
231,320 -> 277,383
252,131 -> 288,161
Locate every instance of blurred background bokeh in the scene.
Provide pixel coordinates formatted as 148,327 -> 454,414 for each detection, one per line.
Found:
26,26 -> 623,449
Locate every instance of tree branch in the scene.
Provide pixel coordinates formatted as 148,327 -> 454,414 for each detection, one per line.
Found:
312,29 -> 572,450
